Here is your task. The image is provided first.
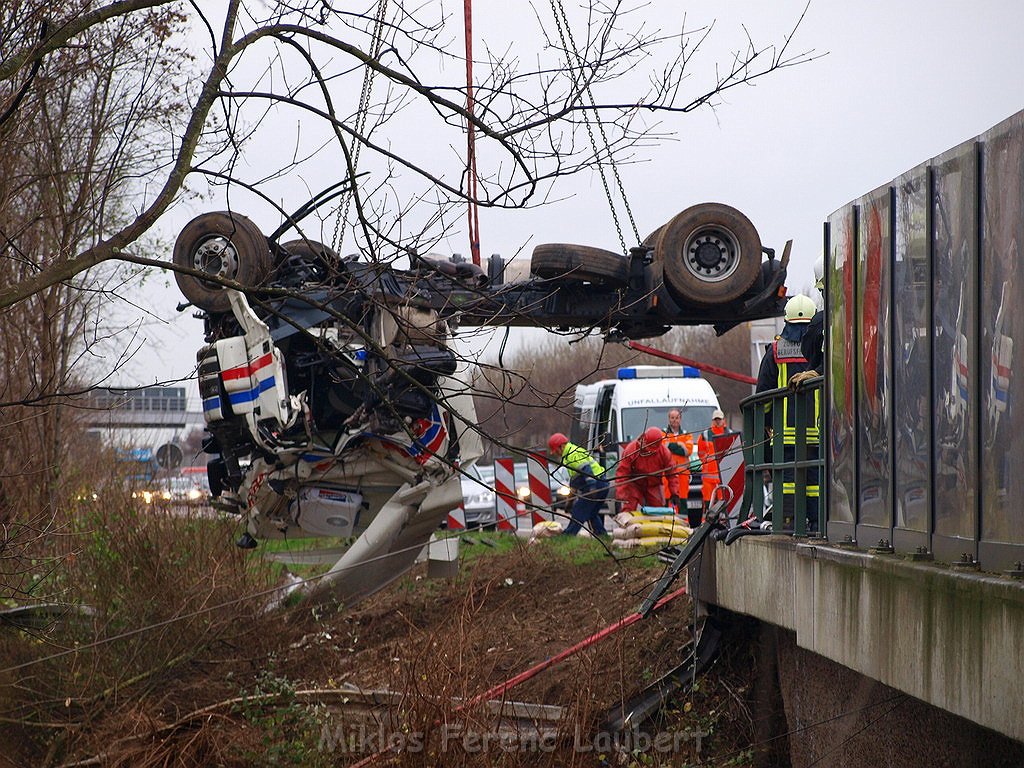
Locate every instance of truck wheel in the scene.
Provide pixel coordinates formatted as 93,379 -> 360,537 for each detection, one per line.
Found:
655,203 -> 761,305
531,243 -> 629,287
173,212 -> 272,313
279,238 -> 340,283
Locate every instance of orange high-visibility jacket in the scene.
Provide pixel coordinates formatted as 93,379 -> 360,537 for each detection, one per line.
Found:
660,428 -> 692,499
697,424 -> 733,502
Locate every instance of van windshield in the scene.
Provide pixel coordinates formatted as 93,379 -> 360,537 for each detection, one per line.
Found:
620,406 -> 717,442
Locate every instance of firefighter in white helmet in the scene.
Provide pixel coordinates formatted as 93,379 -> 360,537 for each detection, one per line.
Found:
756,293 -> 820,532
757,293 -> 818,395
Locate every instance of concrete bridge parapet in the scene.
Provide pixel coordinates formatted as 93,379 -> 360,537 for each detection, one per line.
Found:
689,536 -> 1024,743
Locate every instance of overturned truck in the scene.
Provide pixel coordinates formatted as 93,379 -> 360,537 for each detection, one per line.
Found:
172,203 -> 789,605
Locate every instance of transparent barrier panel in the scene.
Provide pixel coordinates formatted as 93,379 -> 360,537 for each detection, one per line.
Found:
827,206 -> 857,524
856,187 -> 893,530
932,141 -> 978,542
980,114 -> 1024,546
893,165 -> 932,533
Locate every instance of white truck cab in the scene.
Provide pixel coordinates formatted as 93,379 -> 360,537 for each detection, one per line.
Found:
570,365 -> 721,512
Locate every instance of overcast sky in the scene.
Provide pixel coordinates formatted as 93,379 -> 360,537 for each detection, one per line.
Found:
121,0 -> 1024,401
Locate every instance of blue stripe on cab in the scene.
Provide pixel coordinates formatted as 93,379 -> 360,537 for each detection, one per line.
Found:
227,376 -> 276,406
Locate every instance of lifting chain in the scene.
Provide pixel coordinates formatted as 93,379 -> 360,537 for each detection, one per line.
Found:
548,0 -> 641,254
331,0 -> 389,252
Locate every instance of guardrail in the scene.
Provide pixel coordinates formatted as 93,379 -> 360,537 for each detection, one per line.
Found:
738,376 -> 825,537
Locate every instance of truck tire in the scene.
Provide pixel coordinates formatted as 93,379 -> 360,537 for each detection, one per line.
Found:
173,211 -> 272,313
531,243 -> 629,287
655,203 -> 761,305
280,238 -> 340,283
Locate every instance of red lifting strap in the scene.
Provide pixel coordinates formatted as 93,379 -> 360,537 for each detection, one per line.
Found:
626,340 -> 758,385
463,0 -> 481,266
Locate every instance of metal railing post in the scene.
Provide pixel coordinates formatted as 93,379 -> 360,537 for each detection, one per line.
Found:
738,378 -> 825,538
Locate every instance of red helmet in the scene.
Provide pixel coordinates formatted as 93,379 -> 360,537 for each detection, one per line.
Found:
639,427 -> 663,455
548,432 -> 569,454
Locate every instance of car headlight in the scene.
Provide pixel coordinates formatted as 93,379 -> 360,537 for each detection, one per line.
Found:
188,488 -> 202,500
517,486 -> 530,500
556,485 -> 571,497
161,490 -> 172,501
142,491 -> 154,504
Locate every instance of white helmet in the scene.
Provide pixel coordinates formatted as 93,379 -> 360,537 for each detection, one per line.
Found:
785,294 -> 816,323
813,254 -> 824,292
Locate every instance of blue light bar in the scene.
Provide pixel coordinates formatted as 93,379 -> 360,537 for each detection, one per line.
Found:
618,365 -> 701,379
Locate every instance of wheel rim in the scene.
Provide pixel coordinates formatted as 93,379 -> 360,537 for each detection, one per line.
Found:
682,225 -> 743,283
192,234 -> 240,287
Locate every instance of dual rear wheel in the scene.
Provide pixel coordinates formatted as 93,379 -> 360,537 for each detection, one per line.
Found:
530,202 -> 761,305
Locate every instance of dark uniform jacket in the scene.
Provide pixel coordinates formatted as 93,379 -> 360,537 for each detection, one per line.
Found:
756,323 -> 819,445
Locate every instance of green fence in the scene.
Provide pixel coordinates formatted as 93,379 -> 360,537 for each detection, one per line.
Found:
738,377 -> 825,537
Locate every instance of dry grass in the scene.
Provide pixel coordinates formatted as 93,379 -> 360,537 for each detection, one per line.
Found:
0,456 -> 279,766
1,516 -> 759,767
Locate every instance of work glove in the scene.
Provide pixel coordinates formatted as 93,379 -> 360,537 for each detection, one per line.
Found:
689,456 -> 702,473
788,370 -> 820,391
666,442 -> 688,457
669,494 -> 681,509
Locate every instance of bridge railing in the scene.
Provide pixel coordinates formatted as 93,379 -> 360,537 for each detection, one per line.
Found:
738,377 -> 825,537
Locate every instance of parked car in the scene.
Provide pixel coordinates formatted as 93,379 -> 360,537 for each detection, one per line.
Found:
168,474 -> 212,505
549,465 -> 572,511
513,462 -> 573,511
132,487 -> 171,505
461,463 -> 497,528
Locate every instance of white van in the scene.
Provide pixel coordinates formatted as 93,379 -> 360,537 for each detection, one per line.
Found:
570,365 -> 721,513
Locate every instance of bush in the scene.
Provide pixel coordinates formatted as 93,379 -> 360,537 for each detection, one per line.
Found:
0,466 -> 278,764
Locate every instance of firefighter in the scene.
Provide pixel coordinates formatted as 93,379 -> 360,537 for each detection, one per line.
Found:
756,293 -> 821,531
547,433 -> 609,536
615,427 -> 680,515
697,409 -> 735,516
